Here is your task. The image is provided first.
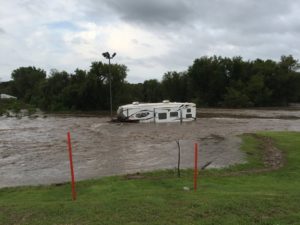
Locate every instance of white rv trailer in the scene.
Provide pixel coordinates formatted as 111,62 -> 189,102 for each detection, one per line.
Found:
117,100 -> 196,123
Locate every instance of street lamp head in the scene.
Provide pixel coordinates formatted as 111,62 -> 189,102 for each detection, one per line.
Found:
102,52 -> 109,59
102,52 -> 116,59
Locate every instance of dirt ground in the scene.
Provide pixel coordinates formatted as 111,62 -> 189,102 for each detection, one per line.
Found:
0,108 -> 300,188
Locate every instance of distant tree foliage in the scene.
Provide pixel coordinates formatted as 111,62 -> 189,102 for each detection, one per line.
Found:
11,67 -> 46,102
4,55 -> 300,111
187,55 -> 300,107
161,71 -> 188,102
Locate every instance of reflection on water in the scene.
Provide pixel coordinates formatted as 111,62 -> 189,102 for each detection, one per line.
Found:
0,109 -> 300,188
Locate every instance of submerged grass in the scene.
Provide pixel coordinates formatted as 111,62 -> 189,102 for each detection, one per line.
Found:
1,132 -> 300,225
0,99 -> 36,116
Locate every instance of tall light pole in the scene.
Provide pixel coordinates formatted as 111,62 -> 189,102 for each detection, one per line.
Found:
102,52 -> 116,120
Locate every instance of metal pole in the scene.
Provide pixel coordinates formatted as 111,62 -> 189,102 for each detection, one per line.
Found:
176,140 -> 181,177
67,132 -> 76,201
108,57 -> 112,120
194,143 -> 198,191
180,109 -> 182,124
102,51 -> 116,121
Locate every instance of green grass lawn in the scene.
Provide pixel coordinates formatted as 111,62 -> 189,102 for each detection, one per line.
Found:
1,132 -> 300,225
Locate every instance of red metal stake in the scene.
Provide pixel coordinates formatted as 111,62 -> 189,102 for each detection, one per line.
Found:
194,143 -> 198,191
67,132 -> 76,201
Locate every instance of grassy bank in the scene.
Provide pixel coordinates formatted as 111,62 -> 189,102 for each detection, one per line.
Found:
0,132 -> 300,224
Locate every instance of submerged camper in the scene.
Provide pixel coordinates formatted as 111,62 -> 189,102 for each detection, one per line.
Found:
117,100 -> 196,123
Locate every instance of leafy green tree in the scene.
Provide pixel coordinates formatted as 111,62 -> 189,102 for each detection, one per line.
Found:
244,73 -> 272,106
262,55 -> 300,106
161,71 -> 188,102
142,79 -> 162,102
11,66 -> 46,102
118,82 -> 143,104
61,69 -> 87,110
224,80 -> 251,107
40,70 -> 70,110
7,55 -> 300,111
88,61 -> 128,110
0,81 -> 13,95
187,56 -> 229,106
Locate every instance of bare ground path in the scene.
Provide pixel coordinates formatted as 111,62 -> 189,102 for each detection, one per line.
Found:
218,134 -> 284,177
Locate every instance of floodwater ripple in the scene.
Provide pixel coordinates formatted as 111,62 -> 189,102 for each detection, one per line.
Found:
0,109 -> 300,187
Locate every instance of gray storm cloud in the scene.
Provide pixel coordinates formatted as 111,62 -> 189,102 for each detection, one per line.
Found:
103,0 -> 193,26
1,0 -> 300,82
98,0 -> 300,76
101,0 -> 296,32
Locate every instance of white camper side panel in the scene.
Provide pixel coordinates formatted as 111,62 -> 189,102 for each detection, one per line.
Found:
147,105 -> 196,123
117,102 -> 196,123
126,107 -> 155,122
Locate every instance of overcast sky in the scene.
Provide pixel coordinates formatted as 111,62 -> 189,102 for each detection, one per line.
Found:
0,0 -> 300,83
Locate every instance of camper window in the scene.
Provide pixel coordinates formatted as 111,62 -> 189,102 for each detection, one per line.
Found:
136,112 -> 149,118
158,113 -> 167,120
186,114 -> 192,118
170,112 -> 178,117
187,108 -> 191,113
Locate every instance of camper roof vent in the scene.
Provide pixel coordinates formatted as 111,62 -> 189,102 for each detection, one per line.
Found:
162,100 -> 170,103
132,101 -> 139,105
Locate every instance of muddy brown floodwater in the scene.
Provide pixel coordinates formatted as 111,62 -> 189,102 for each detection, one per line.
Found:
0,108 -> 300,188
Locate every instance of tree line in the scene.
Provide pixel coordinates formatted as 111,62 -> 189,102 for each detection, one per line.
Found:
0,55 -> 300,111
